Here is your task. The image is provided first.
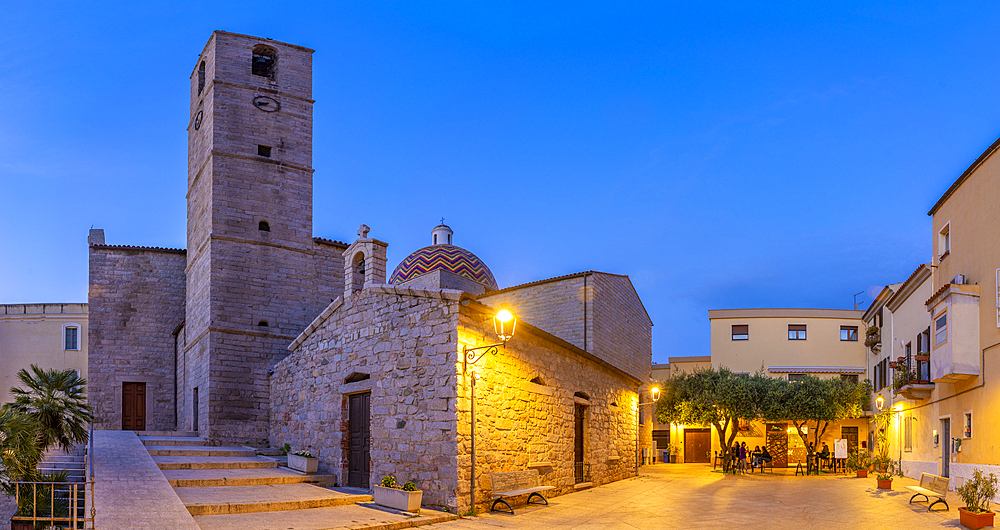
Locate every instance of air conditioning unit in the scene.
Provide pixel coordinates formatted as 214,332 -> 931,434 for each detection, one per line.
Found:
951,273 -> 966,285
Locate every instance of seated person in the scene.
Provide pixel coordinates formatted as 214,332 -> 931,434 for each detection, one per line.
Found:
818,442 -> 831,467
760,446 -> 772,464
751,446 -> 762,468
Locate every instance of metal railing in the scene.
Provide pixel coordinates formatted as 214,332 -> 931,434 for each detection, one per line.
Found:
574,462 -> 591,484
11,480 -> 94,529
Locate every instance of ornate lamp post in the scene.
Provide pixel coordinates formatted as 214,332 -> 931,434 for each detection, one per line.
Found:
464,309 -> 517,513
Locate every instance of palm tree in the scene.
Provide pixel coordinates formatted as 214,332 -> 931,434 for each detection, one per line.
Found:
6,365 -> 94,453
0,406 -> 43,494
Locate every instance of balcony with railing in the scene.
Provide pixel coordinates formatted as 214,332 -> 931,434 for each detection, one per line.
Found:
892,353 -> 934,400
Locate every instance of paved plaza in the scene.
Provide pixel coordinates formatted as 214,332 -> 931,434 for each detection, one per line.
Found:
442,464 -> 962,530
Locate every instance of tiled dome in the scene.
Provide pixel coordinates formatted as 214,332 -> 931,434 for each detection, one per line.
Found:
389,245 -> 498,290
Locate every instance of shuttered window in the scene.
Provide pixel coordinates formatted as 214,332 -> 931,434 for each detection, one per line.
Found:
732,325 -> 749,341
788,324 -> 806,340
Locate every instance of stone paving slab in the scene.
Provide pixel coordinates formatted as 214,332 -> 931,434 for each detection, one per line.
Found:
138,436 -> 208,446
176,483 -> 373,515
145,445 -> 256,457
154,455 -> 279,469
193,503 -> 458,530
164,467 -> 336,487
92,430 -> 199,530
436,464 -> 963,530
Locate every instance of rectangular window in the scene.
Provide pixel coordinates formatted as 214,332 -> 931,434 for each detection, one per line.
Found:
938,223 -> 950,259
840,326 -> 858,341
904,415 -> 913,452
257,145 -> 272,157
65,327 -> 78,350
788,373 -> 806,382
732,324 -> 749,341
841,374 -> 858,384
965,412 -> 972,438
788,324 -> 807,340
935,312 -> 947,347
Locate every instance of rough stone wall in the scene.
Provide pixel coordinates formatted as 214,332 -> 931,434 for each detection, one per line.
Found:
312,240 -> 346,312
477,272 -> 652,381
456,306 -> 640,513
270,285 -> 462,507
398,269 -> 487,296
477,275 -> 589,351
88,246 -> 186,431
590,273 -> 653,382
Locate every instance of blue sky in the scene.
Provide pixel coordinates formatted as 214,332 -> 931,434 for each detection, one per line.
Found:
2,2 -> 998,362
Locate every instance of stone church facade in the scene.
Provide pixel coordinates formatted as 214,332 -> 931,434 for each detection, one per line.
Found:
88,31 -> 653,512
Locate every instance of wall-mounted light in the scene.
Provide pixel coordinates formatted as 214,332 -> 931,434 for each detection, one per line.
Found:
876,395 -> 885,411
650,386 -> 660,401
494,309 -> 516,343
462,309 -> 518,373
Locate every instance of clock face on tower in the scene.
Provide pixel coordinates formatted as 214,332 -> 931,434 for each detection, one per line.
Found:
252,96 -> 280,112
193,110 -> 203,131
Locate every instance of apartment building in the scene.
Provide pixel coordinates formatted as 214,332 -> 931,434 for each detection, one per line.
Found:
873,137 -> 1000,488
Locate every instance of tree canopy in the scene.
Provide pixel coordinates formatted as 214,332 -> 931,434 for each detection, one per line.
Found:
656,367 -> 869,459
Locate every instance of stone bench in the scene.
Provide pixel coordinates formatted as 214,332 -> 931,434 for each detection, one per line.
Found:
906,472 -> 950,511
487,469 -> 555,514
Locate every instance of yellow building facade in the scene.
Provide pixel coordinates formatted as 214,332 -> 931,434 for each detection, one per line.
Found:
873,137 -> 1000,488
708,309 -> 869,467
0,303 -> 88,404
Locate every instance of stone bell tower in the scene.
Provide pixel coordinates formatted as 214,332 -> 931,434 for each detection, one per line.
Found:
183,31 -> 316,444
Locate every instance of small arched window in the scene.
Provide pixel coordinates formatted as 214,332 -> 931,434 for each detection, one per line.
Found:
198,61 -> 206,95
252,45 -> 277,78
258,320 -> 269,327
259,221 -> 270,232
433,234 -> 437,245
530,376 -> 545,385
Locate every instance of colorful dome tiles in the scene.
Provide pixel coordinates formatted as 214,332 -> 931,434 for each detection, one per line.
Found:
389,245 -> 498,290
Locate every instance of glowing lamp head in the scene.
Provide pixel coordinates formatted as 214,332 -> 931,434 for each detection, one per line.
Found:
875,395 -> 885,411
650,387 -> 660,401
494,309 -> 516,343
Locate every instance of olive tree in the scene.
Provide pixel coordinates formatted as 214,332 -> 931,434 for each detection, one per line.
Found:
655,368 -> 763,466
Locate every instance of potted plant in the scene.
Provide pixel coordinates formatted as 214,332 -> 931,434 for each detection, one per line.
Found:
865,326 -> 881,351
846,448 -> 871,478
665,443 -> 680,463
288,450 -> 318,474
373,475 -> 423,512
957,469 -> 998,530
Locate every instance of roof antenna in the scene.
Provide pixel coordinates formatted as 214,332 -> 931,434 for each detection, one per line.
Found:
853,291 -> 865,310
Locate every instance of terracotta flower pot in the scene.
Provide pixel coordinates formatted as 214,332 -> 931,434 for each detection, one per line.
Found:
877,478 -> 892,490
856,469 -> 868,478
959,507 -> 995,530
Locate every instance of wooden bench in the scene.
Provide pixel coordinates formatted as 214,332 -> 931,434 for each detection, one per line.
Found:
487,469 -> 556,514
906,473 -> 950,511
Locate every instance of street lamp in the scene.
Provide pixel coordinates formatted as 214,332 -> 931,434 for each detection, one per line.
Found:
875,395 -> 885,411
464,309 -> 516,514
462,309 -> 517,373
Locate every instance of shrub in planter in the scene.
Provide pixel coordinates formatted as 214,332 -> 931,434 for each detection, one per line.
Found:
373,475 -> 422,512
846,449 -> 871,478
957,469 -> 998,530
288,450 -> 318,474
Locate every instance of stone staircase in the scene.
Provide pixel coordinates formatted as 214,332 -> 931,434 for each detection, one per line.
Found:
136,432 -> 456,529
38,445 -> 87,482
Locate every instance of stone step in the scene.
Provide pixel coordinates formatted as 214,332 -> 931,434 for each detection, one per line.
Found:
41,455 -> 85,463
175,484 -> 372,516
38,460 -> 87,469
138,436 -> 208,446
154,456 -> 279,470
145,446 -> 256,457
163,468 -> 336,487
135,430 -> 200,437
192,504 -> 458,530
